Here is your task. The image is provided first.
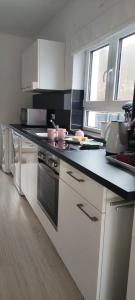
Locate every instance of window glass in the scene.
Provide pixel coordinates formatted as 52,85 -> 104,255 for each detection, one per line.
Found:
85,111 -> 124,130
90,45 -> 109,101
117,34 -> 135,101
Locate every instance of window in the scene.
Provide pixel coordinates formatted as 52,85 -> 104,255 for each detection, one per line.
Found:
85,111 -> 124,132
117,34 -> 135,101
90,45 -> 109,101
84,24 -> 135,131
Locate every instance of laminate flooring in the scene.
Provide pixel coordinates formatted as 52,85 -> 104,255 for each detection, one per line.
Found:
0,170 -> 83,300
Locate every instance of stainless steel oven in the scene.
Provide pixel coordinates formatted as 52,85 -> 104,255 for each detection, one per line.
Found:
37,148 -> 60,229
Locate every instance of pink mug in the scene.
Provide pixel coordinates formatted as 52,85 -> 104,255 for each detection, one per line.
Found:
57,128 -> 68,140
75,130 -> 84,137
47,128 -> 56,140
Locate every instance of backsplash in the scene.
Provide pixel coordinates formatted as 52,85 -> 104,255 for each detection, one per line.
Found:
33,90 -> 84,130
33,91 -> 71,110
71,90 -> 84,130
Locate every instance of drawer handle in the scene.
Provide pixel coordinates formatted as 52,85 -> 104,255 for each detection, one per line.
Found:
77,204 -> 98,222
66,171 -> 85,182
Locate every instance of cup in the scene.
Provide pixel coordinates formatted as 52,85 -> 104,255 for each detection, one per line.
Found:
75,130 -> 84,137
57,140 -> 66,149
57,128 -> 68,140
47,128 -> 56,140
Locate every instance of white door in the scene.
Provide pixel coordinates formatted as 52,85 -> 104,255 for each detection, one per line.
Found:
57,179 -> 102,300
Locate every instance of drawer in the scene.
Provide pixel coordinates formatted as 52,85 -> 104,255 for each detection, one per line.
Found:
60,161 -> 106,212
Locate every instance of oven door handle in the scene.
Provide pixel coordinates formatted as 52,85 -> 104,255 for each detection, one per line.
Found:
49,171 -> 59,181
39,162 -> 59,180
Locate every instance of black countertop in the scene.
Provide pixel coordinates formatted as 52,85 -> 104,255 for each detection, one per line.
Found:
10,124 -> 135,201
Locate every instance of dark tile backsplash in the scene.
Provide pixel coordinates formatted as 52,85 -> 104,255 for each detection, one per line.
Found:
71,110 -> 83,130
33,90 -> 71,110
33,90 -> 84,130
71,90 -> 84,112
55,110 -> 71,130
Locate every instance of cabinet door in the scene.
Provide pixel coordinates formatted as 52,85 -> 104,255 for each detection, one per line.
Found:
21,137 -> 38,205
12,131 -> 21,193
60,161 -> 106,212
57,179 -> 103,300
100,200 -> 133,300
22,41 -> 38,90
22,39 -> 65,91
127,238 -> 135,300
38,39 -> 65,90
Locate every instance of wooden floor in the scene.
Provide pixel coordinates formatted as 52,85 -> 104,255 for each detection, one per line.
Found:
0,170 -> 83,300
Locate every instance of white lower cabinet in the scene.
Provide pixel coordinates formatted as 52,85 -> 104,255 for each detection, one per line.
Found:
127,238 -> 135,300
126,206 -> 135,300
57,179 -> 103,300
20,147 -> 133,300
12,130 -> 22,194
21,137 -> 38,205
100,200 -> 133,300
57,175 -> 133,300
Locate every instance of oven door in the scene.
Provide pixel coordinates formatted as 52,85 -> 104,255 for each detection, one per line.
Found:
37,159 -> 59,228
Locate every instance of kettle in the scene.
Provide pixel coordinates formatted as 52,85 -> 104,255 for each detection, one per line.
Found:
104,121 -> 128,155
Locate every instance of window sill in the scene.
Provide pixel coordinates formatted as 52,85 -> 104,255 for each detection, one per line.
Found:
70,129 -> 105,142
83,130 -> 105,142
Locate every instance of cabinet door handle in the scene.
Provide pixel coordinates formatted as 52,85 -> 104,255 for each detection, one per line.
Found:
77,203 -> 98,222
110,200 -> 134,211
66,171 -> 85,182
115,204 -> 134,211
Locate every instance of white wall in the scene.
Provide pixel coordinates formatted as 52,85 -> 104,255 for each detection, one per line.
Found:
0,33 -> 32,124
39,0 -> 135,89
72,51 -> 86,90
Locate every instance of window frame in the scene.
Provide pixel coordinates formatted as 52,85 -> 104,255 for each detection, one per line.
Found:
83,23 -> 135,132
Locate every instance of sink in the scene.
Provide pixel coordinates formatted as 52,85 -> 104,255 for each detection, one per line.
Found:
23,128 -> 47,137
35,132 -> 48,138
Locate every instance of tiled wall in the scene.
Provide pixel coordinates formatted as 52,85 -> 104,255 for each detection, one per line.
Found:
33,90 -> 84,130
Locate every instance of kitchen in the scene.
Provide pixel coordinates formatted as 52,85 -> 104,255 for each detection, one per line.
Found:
0,0 -> 135,300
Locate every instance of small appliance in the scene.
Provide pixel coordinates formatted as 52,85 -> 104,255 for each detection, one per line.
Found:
20,108 -> 47,126
105,121 -> 128,155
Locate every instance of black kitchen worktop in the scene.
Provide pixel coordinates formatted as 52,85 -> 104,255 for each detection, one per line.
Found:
10,124 -> 135,201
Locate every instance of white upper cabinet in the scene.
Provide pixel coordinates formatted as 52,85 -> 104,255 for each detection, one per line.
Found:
22,39 -> 65,91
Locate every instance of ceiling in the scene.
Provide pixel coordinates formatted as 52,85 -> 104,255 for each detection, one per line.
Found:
0,0 -> 68,37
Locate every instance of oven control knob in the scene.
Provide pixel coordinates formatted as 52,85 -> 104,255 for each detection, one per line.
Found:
52,162 -> 57,168
48,159 -> 57,168
43,155 -> 46,160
